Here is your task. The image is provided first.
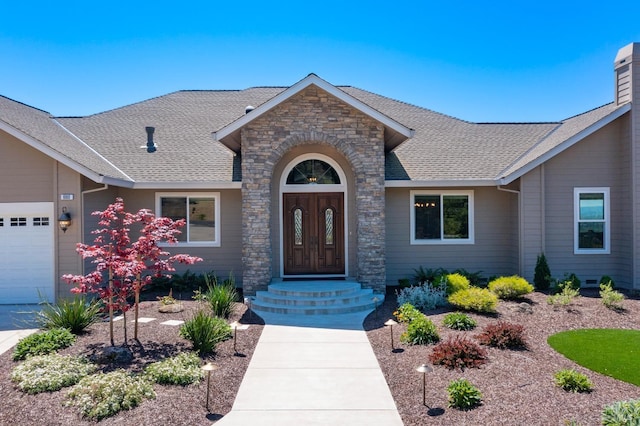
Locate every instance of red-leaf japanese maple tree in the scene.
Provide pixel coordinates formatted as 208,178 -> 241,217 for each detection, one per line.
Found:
63,198 -> 202,346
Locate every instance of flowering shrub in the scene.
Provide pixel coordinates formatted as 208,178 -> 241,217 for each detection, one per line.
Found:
393,303 -> 422,324
65,370 -> 156,420
447,287 -> 498,313
396,283 -> 447,312
554,369 -> 593,393
13,328 -> 76,361
445,273 -> 470,295
145,352 -> 204,385
429,336 -> 487,370
488,275 -> 534,300
11,354 -> 97,394
442,312 -> 477,331
400,316 -> 440,345
476,321 -> 527,349
447,378 -> 483,410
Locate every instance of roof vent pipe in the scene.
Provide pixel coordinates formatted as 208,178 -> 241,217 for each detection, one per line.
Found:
245,105 -> 255,114
145,126 -> 157,153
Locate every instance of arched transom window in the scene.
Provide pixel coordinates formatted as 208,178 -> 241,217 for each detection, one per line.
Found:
286,159 -> 341,185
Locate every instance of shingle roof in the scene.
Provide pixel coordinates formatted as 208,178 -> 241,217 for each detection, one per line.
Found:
2,79 -> 626,187
0,95 -> 131,182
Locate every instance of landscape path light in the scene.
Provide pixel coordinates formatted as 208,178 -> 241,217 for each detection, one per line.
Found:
384,318 -> 398,351
416,364 -> 433,406
201,362 -> 219,412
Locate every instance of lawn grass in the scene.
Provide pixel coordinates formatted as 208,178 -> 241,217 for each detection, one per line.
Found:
547,328 -> 640,386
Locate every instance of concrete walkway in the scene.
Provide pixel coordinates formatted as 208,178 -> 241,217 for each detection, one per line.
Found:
216,311 -> 403,426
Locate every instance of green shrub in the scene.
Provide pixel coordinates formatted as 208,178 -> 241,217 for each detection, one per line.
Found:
34,296 -> 101,334
446,379 -> 482,410
533,253 -> 552,291
396,283 -> 447,312
553,369 -> 593,393
488,275 -> 534,300
179,310 -> 231,356
554,273 -> 581,293
13,328 -> 76,361
400,316 -> 440,345
428,336 -> 488,370
547,286 -> 580,307
602,399 -> 640,425
413,266 -> 448,286
445,273 -> 470,295
198,273 -> 238,318
476,321 -> 527,349
11,354 -> 97,394
442,312 -> 477,331
599,275 -> 616,289
600,282 -> 624,310
448,287 -> 498,313
393,303 -> 422,324
452,269 -> 484,287
65,370 -> 156,420
145,352 -> 204,385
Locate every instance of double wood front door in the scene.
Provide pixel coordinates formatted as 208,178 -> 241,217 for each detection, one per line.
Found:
283,193 -> 344,275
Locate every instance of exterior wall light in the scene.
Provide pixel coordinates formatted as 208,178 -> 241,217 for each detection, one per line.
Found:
58,207 -> 72,232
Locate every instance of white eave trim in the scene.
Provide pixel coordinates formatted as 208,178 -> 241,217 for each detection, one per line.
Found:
385,179 -> 496,188
0,119 -> 134,186
213,74 -> 414,143
498,103 -> 631,185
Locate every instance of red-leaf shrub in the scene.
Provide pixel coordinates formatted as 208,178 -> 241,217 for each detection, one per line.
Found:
428,336 -> 488,370
476,321 -> 527,349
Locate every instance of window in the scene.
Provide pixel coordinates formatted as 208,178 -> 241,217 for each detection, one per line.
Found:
574,188 -> 609,254
286,159 -> 340,185
411,190 -> 474,244
156,193 -> 220,246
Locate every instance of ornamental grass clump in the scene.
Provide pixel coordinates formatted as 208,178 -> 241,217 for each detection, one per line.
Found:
602,399 -> 640,425
65,370 -> 156,420
448,287 -> 498,313
11,354 -> 97,394
34,296 -> 102,334
429,336 -> 488,370
488,275 -> 534,300
553,369 -> 593,393
442,312 -> 477,331
447,379 -> 483,410
400,315 -> 440,345
200,273 -> 238,319
476,321 -> 527,349
179,309 -> 232,356
144,352 -> 204,385
12,328 -> 76,361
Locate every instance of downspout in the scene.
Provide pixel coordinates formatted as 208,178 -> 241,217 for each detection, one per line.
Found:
497,185 -> 522,276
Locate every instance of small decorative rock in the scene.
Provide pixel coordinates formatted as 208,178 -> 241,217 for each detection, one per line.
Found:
92,346 -> 134,364
512,302 -> 534,314
158,303 -> 184,313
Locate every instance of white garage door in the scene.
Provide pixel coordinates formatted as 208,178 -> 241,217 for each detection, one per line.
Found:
0,202 -> 55,304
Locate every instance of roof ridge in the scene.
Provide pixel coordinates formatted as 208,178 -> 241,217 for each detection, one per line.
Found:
0,94 -> 51,115
561,102 -> 616,122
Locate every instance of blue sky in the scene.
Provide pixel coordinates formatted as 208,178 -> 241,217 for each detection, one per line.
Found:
2,1 -> 640,122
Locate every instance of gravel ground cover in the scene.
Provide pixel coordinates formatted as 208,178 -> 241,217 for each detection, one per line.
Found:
1,290 -> 639,425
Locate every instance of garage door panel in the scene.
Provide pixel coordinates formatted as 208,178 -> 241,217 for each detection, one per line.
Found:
0,203 -> 55,304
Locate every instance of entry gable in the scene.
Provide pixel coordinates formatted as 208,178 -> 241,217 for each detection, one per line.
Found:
213,74 -> 414,152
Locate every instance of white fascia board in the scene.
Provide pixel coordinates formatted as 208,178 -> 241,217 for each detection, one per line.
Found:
385,179 -> 496,188
0,120 -> 133,185
131,181 -> 242,190
499,103 -> 631,185
213,74 -> 414,142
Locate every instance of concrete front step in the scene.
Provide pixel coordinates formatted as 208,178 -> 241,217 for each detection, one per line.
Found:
251,281 -> 385,316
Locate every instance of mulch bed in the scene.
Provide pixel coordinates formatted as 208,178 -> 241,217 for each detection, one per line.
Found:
364,290 -> 640,425
1,290 -> 639,425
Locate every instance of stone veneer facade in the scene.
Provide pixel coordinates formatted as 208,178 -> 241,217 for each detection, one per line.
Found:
240,85 -> 387,294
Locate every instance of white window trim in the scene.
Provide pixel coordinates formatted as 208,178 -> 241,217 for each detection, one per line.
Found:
410,190 -> 474,245
574,187 -> 610,255
155,192 -> 221,247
